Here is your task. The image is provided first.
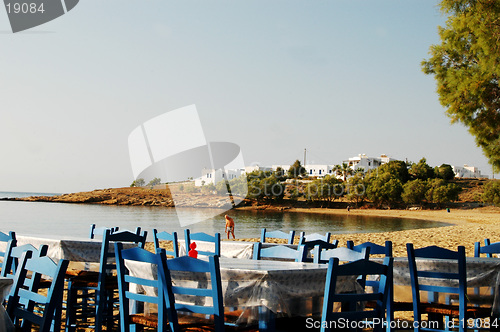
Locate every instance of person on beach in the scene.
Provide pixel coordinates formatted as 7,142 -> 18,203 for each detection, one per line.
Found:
225,214 -> 235,239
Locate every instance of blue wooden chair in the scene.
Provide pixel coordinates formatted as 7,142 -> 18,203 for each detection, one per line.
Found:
1,242 -> 49,284
346,240 -> 393,257
163,255 -> 225,332
474,238 -> 500,258
313,246 -> 370,264
407,244 -> 492,332
115,242 -> 178,332
320,256 -> 393,332
298,232 -> 331,244
184,229 -> 221,257
6,251 -> 69,332
153,229 -> 179,257
0,231 -> 15,273
346,241 -> 395,331
260,228 -> 295,244
252,242 -> 308,262
89,224 -> 119,239
65,229 -> 148,332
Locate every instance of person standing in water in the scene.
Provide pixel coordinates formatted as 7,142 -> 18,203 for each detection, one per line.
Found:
225,214 -> 235,239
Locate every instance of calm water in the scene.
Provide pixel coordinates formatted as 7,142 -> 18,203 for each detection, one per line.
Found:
0,192 -> 448,238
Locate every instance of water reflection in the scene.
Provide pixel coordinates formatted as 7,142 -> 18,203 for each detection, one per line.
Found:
0,201 -> 448,238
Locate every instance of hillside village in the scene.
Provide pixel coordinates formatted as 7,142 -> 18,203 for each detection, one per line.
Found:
194,153 -> 487,187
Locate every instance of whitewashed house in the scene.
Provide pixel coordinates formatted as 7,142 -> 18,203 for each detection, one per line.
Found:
344,154 -> 395,172
304,164 -> 334,177
194,168 -> 245,186
452,165 -> 485,178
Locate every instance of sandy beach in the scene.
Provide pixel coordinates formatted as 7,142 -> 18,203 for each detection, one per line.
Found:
227,206 -> 500,257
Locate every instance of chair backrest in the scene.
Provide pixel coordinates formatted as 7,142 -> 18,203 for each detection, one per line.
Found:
163,255 -> 224,332
320,256 -> 393,332
89,224 -> 119,239
260,228 -> 295,244
474,238 -> 500,258
346,240 -> 393,257
407,243 -> 467,330
153,229 -> 179,258
98,229 -> 148,291
1,242 -> 49,282
184,229 -> 221,257
252,242 -> 308,262
115,242 -> 178,332
313,246 -> 370,264
299,232 -> 331,244
6,251 -> 69,332
300,240 -> 339,262
0,231 -> 16,270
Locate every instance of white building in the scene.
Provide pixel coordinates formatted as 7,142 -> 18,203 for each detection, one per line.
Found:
304,164 -> 334,177
344,154 -> 395,172
452,164 -> 485,178
194,168 -> 245,186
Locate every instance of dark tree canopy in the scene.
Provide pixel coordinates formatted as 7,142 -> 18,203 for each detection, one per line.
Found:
287,160 -> 307,179
422,0 -> 500,172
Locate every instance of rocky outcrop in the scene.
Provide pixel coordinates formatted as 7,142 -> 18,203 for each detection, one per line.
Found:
3,187 -> 233,208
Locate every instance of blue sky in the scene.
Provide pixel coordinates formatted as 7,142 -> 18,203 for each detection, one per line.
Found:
0,1 -> 493,193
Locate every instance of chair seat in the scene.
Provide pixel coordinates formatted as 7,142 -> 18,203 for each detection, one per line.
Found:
68,273 -> 118,288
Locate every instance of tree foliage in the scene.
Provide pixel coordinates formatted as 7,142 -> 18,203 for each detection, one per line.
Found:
345,173 -> 367,206
422,0 -> 500,172
246,170 -> 285,202
334,163 -> 353,182
402,179 -> 428,205
425,178 -> 461,205
409,158 -> 435,180
130,178 -> 145,187
482,180 -> 500,206
306,175 -> 343,205
434,163 -> 455,180
366,172 -> 403,208
287,160 -> 307,179
147,178 -> 161,188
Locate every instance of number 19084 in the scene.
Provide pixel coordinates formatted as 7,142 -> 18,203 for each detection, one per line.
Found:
6,2 -> 45,14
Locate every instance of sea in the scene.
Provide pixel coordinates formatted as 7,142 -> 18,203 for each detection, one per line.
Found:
0,191 -> 448,239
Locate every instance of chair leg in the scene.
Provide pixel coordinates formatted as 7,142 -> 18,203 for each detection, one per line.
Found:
65,282 -> 77,332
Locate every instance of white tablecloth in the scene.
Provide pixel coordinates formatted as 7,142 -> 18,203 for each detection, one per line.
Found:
178,240 -> 254,258
177,240 -> 299,259
126,257 -> 359,325
376,256 -> 500,313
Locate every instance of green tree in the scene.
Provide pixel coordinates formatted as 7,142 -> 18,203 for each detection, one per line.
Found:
422,0 -> 500,172
130,178 -> 145,187
426,178 -> 461,206
334,163 -> 353,182
482,180 -> 500,207
434,164 -> 455,180
274,167 -> 286,181
409,158 -> 435,180
306,175 -> 343,205
345,173 -> 367,206
371,160 -> 410,184
147,177 -> 161,188
287,160 -> 306,179
246,171 -> 285,202
366,172 -> 403,208
402,179 -> 428,206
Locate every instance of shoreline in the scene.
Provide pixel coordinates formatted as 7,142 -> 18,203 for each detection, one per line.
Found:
5,187 -> 500,257
262,206 -> 500,257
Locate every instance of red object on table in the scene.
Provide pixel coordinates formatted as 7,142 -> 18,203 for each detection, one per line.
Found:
188,242 -> 198,258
